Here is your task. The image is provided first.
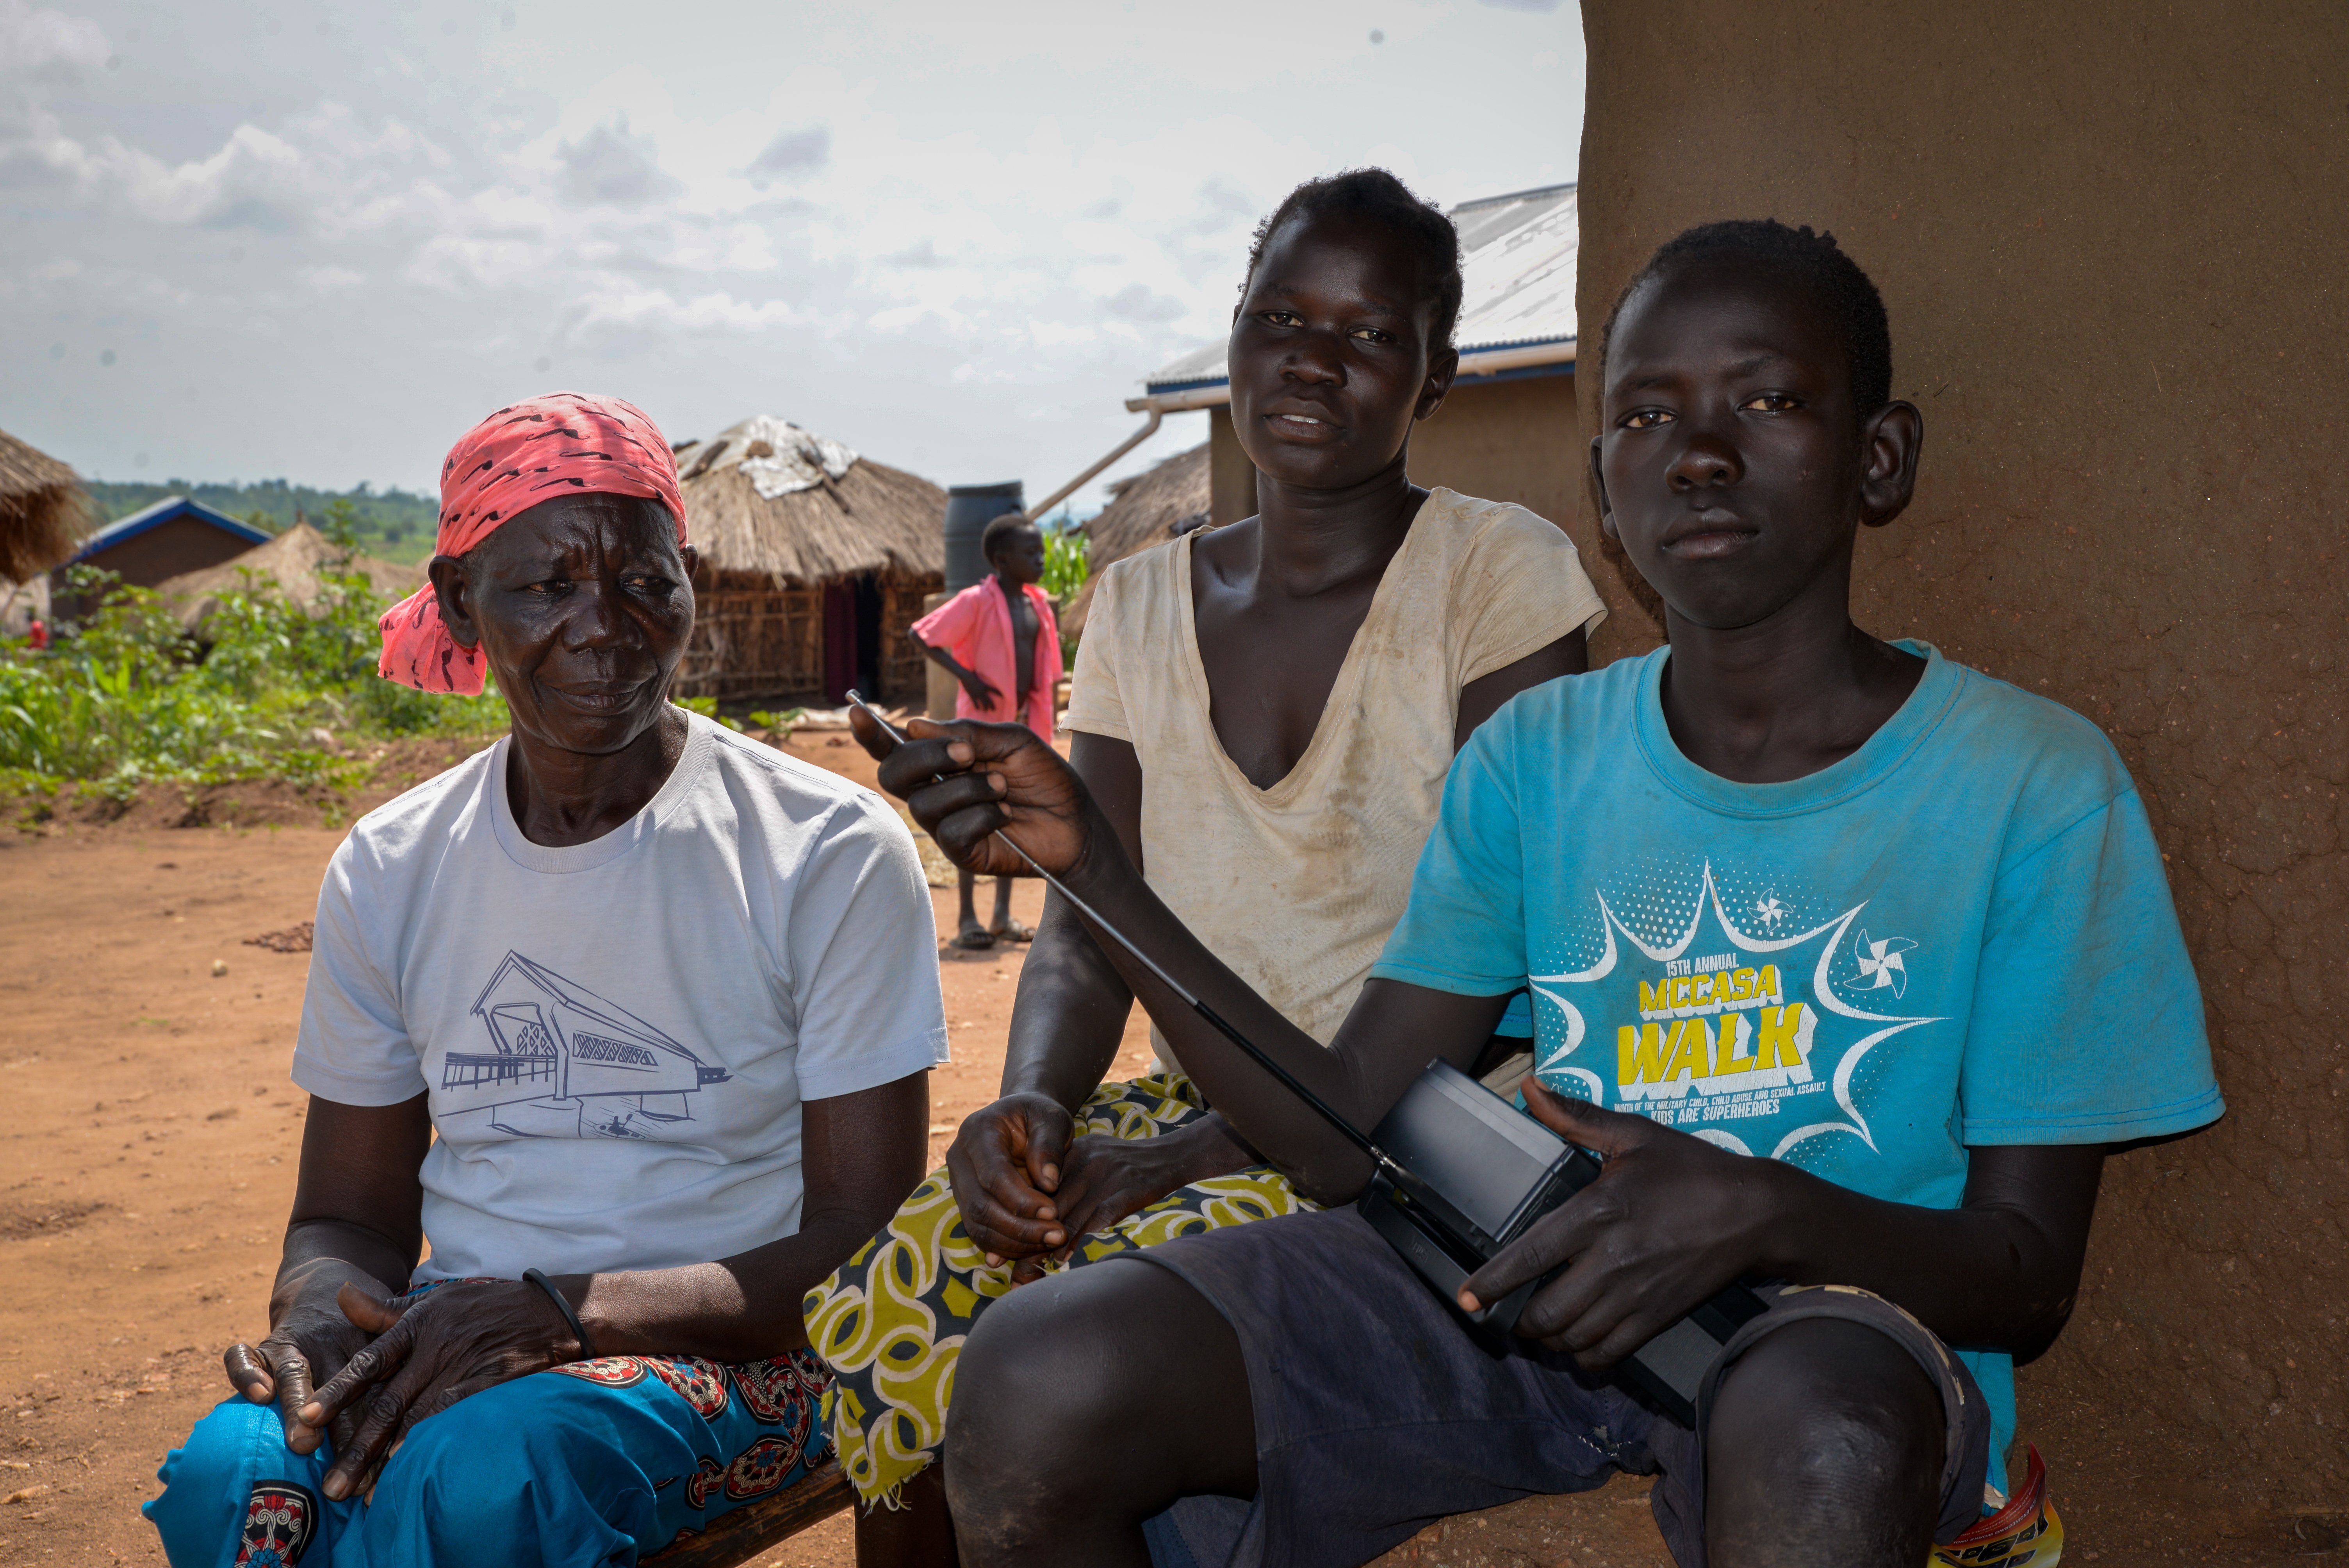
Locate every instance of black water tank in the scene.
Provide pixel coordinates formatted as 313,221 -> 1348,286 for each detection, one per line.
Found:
944,481 -> 1024,592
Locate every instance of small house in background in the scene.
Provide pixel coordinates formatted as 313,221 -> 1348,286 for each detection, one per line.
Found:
53,495 -> 271,622
155,521 -> 425,632
670,416 -> 945,706
0,425 -> 89,636
1062,442 -> 1209,641
1130,182 -> 1581,531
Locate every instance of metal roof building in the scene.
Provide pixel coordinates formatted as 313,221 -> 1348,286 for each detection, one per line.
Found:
55,496 -> 274,622
67,496 -> 271,568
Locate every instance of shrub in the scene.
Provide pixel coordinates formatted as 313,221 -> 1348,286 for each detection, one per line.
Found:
0,559 -> 507,801
1041,524 -> 1089,604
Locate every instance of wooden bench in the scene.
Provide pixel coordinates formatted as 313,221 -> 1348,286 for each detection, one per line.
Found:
642,1461 -> 855,1568
638,1462 -> 1672,1568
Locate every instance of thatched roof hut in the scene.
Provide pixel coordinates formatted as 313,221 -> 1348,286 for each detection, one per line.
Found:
670,416 -> 946,704
0,427 -> 87,626
155,522 -> 425,631
1063,442 -> 1209,640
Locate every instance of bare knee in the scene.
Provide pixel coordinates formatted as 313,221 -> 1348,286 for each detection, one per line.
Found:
945,1261 -> 1251,1562
1704,1319 -> 1943,1568
945,1273 -> 1128,1547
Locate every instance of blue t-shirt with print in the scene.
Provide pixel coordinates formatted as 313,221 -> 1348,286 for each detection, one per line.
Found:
1368,641 -> 2222,1481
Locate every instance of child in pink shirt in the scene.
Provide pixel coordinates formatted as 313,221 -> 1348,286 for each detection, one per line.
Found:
911,514 -> 1060,947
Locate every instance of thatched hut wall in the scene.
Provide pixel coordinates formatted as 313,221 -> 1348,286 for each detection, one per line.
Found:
669,424 -> 945,705
679,567 -> 937,704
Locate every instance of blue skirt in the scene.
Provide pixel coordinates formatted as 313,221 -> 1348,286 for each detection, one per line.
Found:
144,1349 -> 831,1567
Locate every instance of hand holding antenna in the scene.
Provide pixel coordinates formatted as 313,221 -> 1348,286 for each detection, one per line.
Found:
846,697 -> 1095,886
845,693 -> 1413,1187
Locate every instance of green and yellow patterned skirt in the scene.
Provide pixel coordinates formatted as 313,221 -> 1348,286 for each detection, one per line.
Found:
801,1072 -> 1315,1506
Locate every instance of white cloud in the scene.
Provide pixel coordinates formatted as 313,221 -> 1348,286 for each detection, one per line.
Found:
0,0 -> 106,73
0,0 -> 1583,503
745,124 -> 828,182
574,285 -> 825,334
9,100 -> 452,236
556,113 -> 683,206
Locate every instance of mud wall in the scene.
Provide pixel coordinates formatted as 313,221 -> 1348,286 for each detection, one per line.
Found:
1207,372 -> 1581,531
1576,2 -> 2347,1549
1412,373 -> 1579,532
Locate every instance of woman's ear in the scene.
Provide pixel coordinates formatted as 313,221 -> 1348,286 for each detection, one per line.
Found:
426,555 -> 481,650
1414,345 -> 1461,422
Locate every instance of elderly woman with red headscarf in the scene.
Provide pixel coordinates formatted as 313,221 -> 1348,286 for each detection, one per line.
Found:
143,393 -> 946,1567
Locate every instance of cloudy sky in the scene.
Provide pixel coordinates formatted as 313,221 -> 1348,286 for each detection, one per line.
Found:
1,0 -> 1583,510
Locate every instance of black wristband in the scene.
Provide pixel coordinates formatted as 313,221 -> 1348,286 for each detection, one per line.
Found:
521,1268 -> 596,1361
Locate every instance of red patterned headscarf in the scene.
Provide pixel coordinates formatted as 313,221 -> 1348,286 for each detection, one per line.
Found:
376,391 -> 689,694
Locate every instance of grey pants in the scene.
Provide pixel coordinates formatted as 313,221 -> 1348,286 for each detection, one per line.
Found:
1131,1205 -> 1989,1568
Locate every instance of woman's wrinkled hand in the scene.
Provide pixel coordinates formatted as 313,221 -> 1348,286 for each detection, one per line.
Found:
946,1093 -> 1079,1266
1044,1116 -> 1254,1253
849,711 -> 1097,882
222,1264 -> 399,1460
293,1278 -> 583,1500
945,1103 -> 1256,1278
1459,1081 -> 1782,1367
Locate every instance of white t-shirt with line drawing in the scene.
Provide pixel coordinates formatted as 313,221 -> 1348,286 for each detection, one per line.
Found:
293,710 -> 949,1283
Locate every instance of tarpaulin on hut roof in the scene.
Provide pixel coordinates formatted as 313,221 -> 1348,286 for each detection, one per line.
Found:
1132,182 -> 1580,410
674,415 -> 945,586
0,425 -> 88,583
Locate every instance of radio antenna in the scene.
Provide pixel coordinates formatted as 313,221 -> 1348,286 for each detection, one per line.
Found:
844,692 -> 1411,1185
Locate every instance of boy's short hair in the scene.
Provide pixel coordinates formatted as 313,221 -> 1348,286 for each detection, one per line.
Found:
981,511 -> 1037,561
1243,168 -> 1465,353
1601,219 -> 1893,419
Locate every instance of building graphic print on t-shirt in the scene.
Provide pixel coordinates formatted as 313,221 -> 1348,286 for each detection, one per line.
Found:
1528,861 -> 1943,1165
438,950 -> 732,1140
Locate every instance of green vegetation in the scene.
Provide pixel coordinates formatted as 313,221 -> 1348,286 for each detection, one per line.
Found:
85,477 -> 440,563
672,697 -> 809,737
0,557 -> 505,806
1040,522 -> 1090,604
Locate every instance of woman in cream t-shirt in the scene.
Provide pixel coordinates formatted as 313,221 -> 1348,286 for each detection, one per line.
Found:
804,169 -> 1604,1552
1070,486 -> 1601,1057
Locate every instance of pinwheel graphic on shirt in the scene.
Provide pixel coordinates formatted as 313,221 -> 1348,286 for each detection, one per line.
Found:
1852,930 -> 1919,999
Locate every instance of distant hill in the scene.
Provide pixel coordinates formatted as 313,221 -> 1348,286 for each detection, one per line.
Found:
78,483 -> 1101,568
84,479 -> 440,564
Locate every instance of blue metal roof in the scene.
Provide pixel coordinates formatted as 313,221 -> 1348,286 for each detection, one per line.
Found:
68,496 -> 272,563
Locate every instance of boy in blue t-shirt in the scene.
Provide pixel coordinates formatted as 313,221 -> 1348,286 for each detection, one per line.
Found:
858,220 -> 2222,1568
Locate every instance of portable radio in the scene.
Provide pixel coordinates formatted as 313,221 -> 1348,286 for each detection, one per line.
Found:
847,691 -> 1768,1427
1355,1058 -> 1767,1424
